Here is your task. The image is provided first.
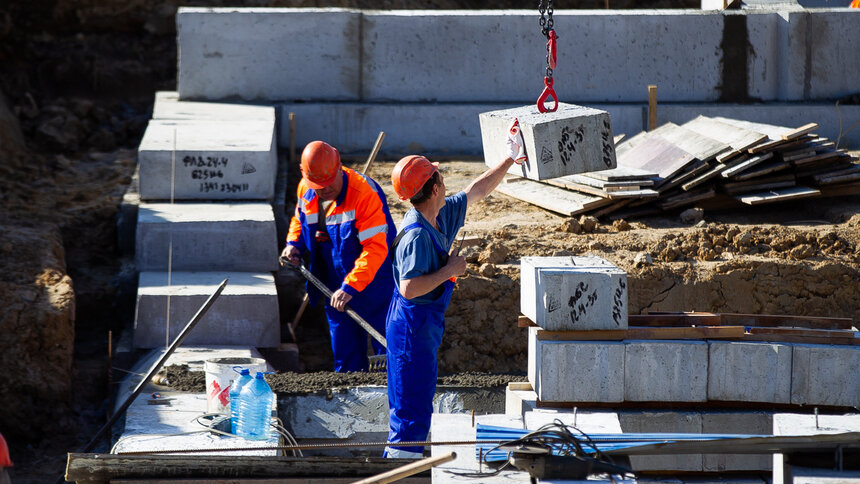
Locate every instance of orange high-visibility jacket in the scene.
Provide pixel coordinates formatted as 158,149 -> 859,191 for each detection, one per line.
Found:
287,168 -> 396,301
0,432 -> 11,467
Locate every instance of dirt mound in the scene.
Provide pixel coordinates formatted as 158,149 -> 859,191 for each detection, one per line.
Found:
0,224 -> 75,440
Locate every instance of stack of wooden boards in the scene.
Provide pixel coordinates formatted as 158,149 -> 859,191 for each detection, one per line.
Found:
497,115 -> 859,218
518,311 -> 859,346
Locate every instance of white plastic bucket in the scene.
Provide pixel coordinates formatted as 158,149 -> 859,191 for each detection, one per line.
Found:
204,357 -> 267,414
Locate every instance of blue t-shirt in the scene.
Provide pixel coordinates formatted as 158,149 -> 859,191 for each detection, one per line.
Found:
393,191 -> 468,304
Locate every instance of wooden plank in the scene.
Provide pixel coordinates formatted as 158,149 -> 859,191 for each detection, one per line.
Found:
631,312 -> 723,326
650,122 -> 732,162
614,133 -> 626,145
606,188 -> 660,199
736,186 -> 820,205
588,198 -> 633,218
543,178 -> 610,197
730,160 -> 791,181
746,327 -> 857,338
748,137 -> 791,154
616,134 -> 697,181
815,171 -> 860,185
66,454 -> 409,482
648,85 -> 658,130
655,160 -> 710,191
792,150 -> 849,167
537,329 -> 628,341
681,116 -> 769,152
721,152 -> 774,178
720,313 -> 854,330
741,333 -> 859,345
722,174 -> 796,194
681,163 -> 727,191
781,122 -> 818,141
580,165 -> 657,181
567,173 -> 654,188
659,187 -> 716,210
497,177 -> 614,216
628,326 -> 745,339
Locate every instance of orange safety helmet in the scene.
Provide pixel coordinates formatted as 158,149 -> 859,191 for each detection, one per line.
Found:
300,141 -> 341,189
392,155 -> 439,201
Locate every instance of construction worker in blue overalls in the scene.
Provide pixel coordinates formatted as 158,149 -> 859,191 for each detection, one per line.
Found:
383,120 -> 527,458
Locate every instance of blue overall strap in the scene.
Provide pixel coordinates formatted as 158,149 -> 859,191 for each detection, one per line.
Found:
391,222 -> 448,262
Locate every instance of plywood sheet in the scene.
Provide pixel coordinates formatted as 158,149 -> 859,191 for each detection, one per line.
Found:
721,152 -> 774,178
712,116 -> 792,141
579,166 -> 658,182
497,177 -> 613,216
736,186 -> 820,205
650,122 -> 731,162
567,173 -> 654,188
617,134 -> 697,181
681,116 -> 769,152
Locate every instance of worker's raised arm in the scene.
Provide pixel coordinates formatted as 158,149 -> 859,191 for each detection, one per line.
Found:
464,118 -> 527,207
399,256 -> 465,299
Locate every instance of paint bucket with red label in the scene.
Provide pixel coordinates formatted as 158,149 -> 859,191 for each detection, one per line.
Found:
204,357 -> 267,415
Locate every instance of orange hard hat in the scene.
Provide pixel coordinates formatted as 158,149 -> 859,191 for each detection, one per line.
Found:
300,141 -> 341,189
392,155 -> 439,201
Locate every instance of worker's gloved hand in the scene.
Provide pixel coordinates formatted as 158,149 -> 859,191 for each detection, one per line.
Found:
506,118 -> 527,165
330,289 -> 352,312
280,244 -> 301,266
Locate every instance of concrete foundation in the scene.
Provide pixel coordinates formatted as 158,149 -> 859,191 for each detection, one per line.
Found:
619,411 -> 704,471
479,104 -> 617,180
528,328 -> 625,403
135,202 -> 278,272
137,119 -> 277,201
790,344 -> 860,408
624,340 -> 708,402
152,91 -> 276,122
702,412 -> 773,472
133,271 -> 280,348
773,413 -> 860,484
708,341 -> 793,404
521,256 -> 628,331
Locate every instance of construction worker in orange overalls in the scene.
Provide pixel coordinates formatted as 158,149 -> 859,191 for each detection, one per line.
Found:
383,120 -> 527,458
281,141 -> 396,372
0,432 -> 12,484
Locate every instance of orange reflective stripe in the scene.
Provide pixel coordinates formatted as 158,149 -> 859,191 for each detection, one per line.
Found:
342,169 -> 390,292
287,181 -> 309,244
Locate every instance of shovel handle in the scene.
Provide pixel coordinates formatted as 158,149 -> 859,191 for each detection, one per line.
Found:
282,257 -> 387,348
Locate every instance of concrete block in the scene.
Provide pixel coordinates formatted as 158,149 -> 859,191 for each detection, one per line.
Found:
618,411 -> 703,472
624,340 -> 708,402
785,11 -> 860,101
791,344 -> 860,408
152,91 -> 275,122
773,413 -> 860,484
708,341 -> 792,403
524,410 -> 622,434
528,328 -> 625,403
521,256 -> 628,331
504,382 -> 537,419
177,8 -> 360,101
137,119 -> 277,201
702,412 -> 772,472
135,202 -> 278,272
134,271 -> 280,348
480,103 -> 617,180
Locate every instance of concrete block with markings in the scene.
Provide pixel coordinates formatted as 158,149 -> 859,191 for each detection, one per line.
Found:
137,119 -> 277,201
521,256 -> 628,331
479,103 -> 617,180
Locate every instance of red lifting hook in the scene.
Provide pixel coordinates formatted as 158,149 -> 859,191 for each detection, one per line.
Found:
547,30 -> 557,70
537,76 -> 558,113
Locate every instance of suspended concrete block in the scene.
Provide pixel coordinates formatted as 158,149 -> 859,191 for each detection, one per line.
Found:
135,202 -> 278,272
479,103 -> 617,180
521,256 -> 628,331
528,328 -> 625,403
134,271 -> 280,349
137,119 -> 277,201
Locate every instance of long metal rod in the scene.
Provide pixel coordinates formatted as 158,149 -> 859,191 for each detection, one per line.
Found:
79,278 -> 228,454
117,440 -> 496,456
353,451 -> 456,484
287,260 -> 386,348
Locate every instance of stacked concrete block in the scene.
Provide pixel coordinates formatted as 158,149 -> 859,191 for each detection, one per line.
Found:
137,119 -> 277,201
528,327 -> 625,403
152,91 -> 276,122
624,340 -> 708,402
135,202 -> 278,272
790,344 -> 860,408
708,341 -> 793,403
618,411 -> 703,471
134,271 -> 280,348
702,412 -> 772,472
521,256 -> 628,331
480,103 -> 617,180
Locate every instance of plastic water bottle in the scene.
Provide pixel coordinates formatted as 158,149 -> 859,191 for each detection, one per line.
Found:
228,368 -> 253,434
236,372 -> 274,440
